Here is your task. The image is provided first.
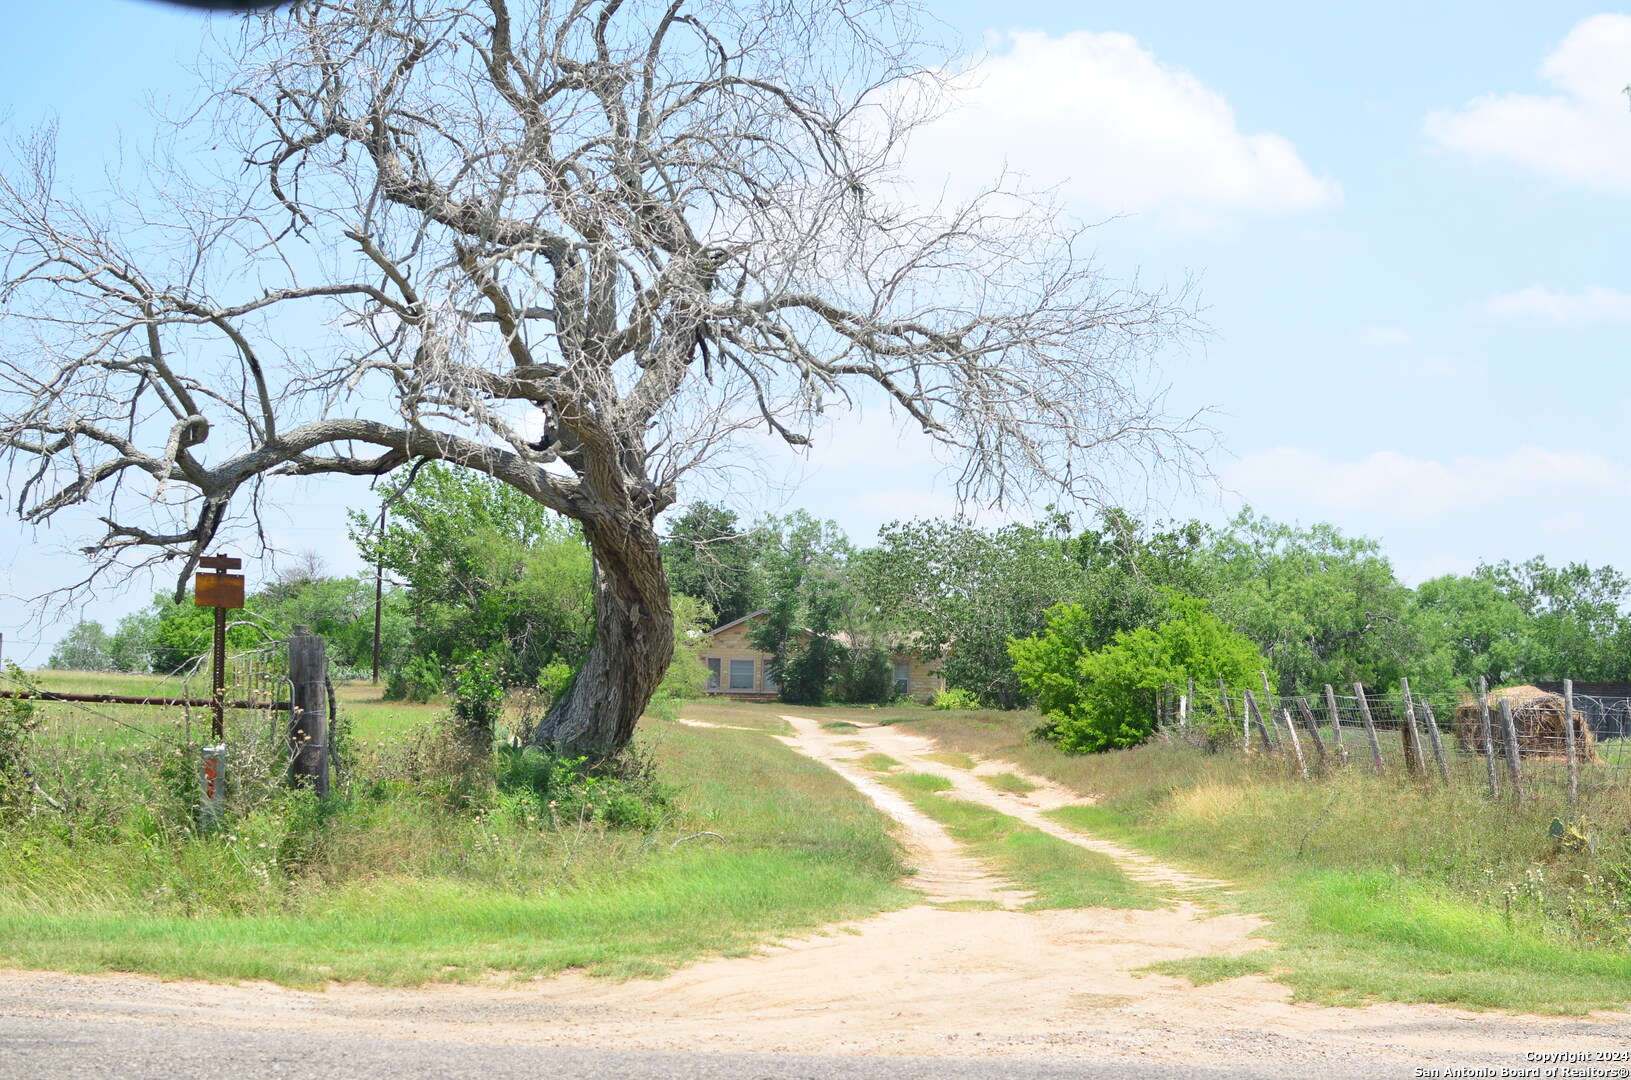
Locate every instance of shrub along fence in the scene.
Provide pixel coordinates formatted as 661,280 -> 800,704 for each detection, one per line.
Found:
1,631 -> 334,826
1160,676 -> 1631,809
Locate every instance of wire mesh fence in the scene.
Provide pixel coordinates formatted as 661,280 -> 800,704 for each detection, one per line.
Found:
1159,680 -> 1631,806
2,639 -> 295,826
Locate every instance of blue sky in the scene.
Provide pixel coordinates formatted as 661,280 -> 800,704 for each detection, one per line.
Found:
3,1 -> 1631,662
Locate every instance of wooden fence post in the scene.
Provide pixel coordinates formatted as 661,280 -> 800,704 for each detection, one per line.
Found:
1399,678 -> 1424,777
1498,695 -> 1525,802
1220,678 -> 1242,749
1281,708 -> 1308,777
1324,684 -> 1349,766
1243,689 -> 1276,753
1477,676 -> 1499,799
1186,676 -> 1195,727
288,631 -> 329,797
1421,701 -> 1451,785
1564,678 -> 1579,806
1258,671 -> 1279,749
1296,696 -> 1326,767
1353,682 -> 1385,775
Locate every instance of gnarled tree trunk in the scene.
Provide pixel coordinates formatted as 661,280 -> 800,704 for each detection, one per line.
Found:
532,514 -> 673,758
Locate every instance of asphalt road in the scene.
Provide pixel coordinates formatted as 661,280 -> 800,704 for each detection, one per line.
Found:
0,1012 -> 1560,1080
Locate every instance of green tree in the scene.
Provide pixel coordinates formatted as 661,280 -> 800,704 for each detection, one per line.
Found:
1469,557 -> 1631,682
1012,595 -> 1269,754
351,463 -> 594,688
145,595 -> 263,675
253,574 -> 412,676
860,517 -> 1088,707
1202,510 -> 1420,694
661,503 -> 764,626
106,608 -> 159,673
750,512 -> 853,706
47,621 -> 110,671
1415,572 -> 1530,689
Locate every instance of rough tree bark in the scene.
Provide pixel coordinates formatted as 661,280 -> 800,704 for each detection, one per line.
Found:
0,0 -> 1207,755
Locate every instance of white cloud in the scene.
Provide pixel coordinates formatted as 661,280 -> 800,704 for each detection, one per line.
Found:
905,30 -> 1340,226
1478,284 -> 1631,323
1227,445 -> 1631,521
1424,14 -> 1631,192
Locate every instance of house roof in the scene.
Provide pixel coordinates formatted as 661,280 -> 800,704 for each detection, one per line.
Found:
705,608 -> 769,636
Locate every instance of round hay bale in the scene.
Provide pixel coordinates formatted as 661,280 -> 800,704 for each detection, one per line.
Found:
1454,684 -> 1600,763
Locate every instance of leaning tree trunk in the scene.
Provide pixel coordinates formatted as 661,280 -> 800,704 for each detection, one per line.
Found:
529,514 -> 674,759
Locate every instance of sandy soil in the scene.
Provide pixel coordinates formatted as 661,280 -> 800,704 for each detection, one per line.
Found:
4,715 -> 1627,1069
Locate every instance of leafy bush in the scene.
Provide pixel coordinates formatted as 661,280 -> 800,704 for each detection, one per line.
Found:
449,653 -> 504,746
385,653 -> 444,703
536,661 -> 575,705
1012,595 -> 1269,754
493,744 -> 668,831
932,688 -> 981,710
834,645 -> 893,704
0,667 -> 40,811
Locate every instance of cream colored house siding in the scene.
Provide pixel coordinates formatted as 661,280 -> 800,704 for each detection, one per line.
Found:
894,654 -> 944,701
699,612 -> 944,702
700,620 -> 776,695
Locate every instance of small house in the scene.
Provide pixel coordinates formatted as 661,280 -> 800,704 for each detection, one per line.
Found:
699,609 -> 944,702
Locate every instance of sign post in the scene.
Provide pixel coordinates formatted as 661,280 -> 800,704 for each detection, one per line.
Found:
194,554 -> 244,825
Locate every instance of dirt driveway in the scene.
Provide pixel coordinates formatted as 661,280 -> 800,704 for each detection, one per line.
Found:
2,715 -> 1627,1073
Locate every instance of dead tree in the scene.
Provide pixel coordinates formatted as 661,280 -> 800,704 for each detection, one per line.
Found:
0,0 -> 1206,755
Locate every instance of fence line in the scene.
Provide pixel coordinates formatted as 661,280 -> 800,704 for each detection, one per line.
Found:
1159,677 -> 1631,805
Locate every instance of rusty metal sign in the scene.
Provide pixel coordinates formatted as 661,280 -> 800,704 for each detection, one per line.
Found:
194,572 -> 245,609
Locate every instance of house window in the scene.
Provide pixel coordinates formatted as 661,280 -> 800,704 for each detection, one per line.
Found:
762,663 -> 778,694
728,659 -> 756,690
893,662 -> 911,697
705,657 -> 721,691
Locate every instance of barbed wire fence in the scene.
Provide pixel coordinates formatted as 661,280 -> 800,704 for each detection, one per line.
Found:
1156,677 -> 1631,807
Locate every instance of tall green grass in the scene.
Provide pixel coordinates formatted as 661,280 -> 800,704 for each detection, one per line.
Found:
914,709 -> 1631,1013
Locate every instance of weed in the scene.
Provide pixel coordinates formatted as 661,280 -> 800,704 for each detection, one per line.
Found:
981,772 -> 1038,795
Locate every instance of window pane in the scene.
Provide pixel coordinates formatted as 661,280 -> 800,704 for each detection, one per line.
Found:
728,659 -> 755,690
706,658 -> 721,690
893,662 -> 910,695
